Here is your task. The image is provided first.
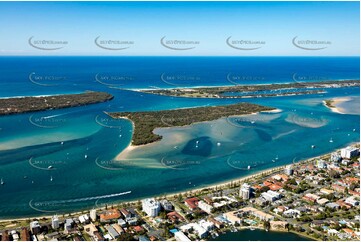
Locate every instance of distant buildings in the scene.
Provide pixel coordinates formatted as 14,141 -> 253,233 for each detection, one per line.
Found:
142,198 -> 161,217
64,218 -> 74,233
51,215 -> 59,229
20,228 -> 30,241
341,147 -> 359,159
284,165 -> 294,176
240,183 -> 251,200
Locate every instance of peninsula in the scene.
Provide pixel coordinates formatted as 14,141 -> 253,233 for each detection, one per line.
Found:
140,80 -> 359,99
109,102 -> 274,145
0,91 -> 114,115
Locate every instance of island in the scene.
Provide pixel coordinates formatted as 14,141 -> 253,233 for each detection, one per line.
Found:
0,91 -> 113,115
109,102 -> 275,145
140,80 -> 359,99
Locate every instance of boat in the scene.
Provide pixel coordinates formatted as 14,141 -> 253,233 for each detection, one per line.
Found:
353,129 -> 356,132
50,176 -> 53,182
1,178 -> 4,185
251,121 -> 255,124
250,227 -> 255,231
311,145 -> 316,149
275,155 -> 279,160
85,154 -> 88,159
24,176 -> 27,179
247,165 -> 251,170
48,165 -> 53,169
329,138 -> 333,143
60,141 -> 64,145
217,142 -> 221,146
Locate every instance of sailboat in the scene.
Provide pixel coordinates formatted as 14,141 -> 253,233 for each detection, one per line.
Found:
50,176 -> 53,182
1,178 -> 4,185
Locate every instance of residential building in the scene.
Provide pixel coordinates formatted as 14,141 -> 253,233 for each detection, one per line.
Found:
51,215 -> 59,229
100,209 -> 121,223
240,183 -> 251,200
261,190 -> 281,202
90,209 -> 97,221
174,231 -> 191,242
30,221 -> 41,235
198,200 -> 213,214
341,147 -> 359,159
160,200 -> 173,211
184,197 -> 199,210
105,225 -> 119,239
284,165 -> 294,175
142,198 -> 161,217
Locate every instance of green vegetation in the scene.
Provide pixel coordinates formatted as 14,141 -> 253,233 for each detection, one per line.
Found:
142,80 -> 359,99
110,102 -> 274,145
0,91 -> 113,115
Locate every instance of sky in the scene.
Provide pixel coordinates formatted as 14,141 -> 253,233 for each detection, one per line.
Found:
0,1 -> 359,56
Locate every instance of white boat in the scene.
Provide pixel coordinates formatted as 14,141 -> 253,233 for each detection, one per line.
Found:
85,154 -> 88,159
217,142 -> 221,146
329,138 -> 333,143
353,129 -> 356,132
48,165 -> 53,169
50,176 -> 53,182
60,141 -> 64,145
247,165 -> 251,170
311,145 -> 316,149
250,227 -> 255,231
1,178 -> 4,185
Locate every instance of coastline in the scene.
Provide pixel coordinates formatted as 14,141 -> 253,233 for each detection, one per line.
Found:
0,142 -> 358,222
323,97 -> 351,114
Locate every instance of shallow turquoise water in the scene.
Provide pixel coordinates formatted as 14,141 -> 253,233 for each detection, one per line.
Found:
0,57 -> 359,218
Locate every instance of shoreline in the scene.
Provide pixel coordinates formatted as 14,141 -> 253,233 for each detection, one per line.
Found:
323,97 -> 352,114
0,142 -> 358,222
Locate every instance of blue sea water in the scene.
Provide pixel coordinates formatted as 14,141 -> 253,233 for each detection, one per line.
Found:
0,56 -> 359,218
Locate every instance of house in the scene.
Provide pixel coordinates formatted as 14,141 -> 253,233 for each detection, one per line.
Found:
240,207 -> 274,221
84,223 -> 98,236
208,217 -> 223,229
320,188 -> 334,195
105,225 -> 119,239
118,219 -> 127,228
224,211 -> 241,225
184,197 -> 199,210
167,211 -> 185,223
345,196 -> 359,206
283,209 -> 300,218
325,202 -> 340,210
303,193 -> 320,203
317,198 -> 329,205
332,184 -> 346,193
174,231 -> 191,242
198,200 -> 213,214
120,208 -> 131,218
100,209 -> 121,223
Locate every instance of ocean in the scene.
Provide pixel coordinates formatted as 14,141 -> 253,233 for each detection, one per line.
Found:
0,56 -> 359,218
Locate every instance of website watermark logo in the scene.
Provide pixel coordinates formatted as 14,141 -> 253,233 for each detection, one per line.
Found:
226,36 -> 265,50
94,36 -> 134,50
29,112 -> 69,128
160,72 -> 202,87
95,73 -> 135,87
95,112 -> 124,129
29,157 -> 67,170
292,73 -> 328,86
160,156 -> 201,170
29,72 -> 66,86
292,36 -> 331,50
28,36 -> 68,51
160,36 -> 199,50
95,157 -> 136,171
227,73 -> 265,85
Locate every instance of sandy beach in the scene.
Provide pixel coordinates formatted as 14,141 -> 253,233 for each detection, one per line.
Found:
323,97 -> 352,114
